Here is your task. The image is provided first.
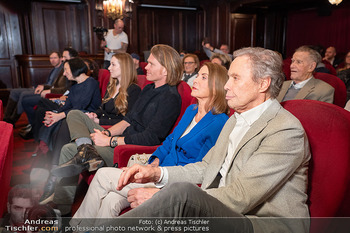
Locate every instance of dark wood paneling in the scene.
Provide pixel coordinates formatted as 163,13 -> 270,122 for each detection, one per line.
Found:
30,1 -> 92,54
0,66 -> 12,89
0,4 -> 22,99
136,6 -> 203,58
230,13 -> 256,51
15,54 -> 104,89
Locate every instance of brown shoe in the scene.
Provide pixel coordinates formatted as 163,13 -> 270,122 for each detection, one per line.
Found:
51,144 -> 105,177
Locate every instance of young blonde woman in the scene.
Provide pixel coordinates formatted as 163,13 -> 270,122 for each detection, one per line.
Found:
70,62 -> 230,228
39,53 -> 141,204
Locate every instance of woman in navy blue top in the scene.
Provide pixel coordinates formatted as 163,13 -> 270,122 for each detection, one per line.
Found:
38,58 -> 101,148
70,62 -> 230,223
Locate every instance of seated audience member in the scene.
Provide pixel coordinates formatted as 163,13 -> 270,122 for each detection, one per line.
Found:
210,53 -> 232,70
1,184 -> 37,229
47,44 -> 182,215
337,52 -> 350,72
202,38 -> 233,59
323,46 -> 342,68
4,51 -> 65,126
130,53 -> 144,75
23,48 -> 78,141
70,62 -> 230,226
181,53 -> 200,87
37,57 -> 101,151
39,53 -> 141,204
337,51 -> 350,101
20,49 -> 79,140
84,47 -> 310,233
277,45 -> 334,103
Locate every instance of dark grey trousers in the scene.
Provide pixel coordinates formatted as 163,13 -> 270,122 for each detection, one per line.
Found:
100,182 -> 254,233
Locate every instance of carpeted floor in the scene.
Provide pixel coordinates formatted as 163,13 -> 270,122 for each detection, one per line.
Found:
11,114 -> 37,186
10,113 -> 87,215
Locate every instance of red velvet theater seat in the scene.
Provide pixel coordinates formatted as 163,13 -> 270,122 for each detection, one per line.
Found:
137,75 -> 153,90
98,69 -> 110,98
0,121 -> 14,217
313,72 -> 347,108
281,99 -> 350,233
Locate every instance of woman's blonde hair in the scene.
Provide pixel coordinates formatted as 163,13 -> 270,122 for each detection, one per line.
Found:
198,62 -> 229,115
104,53 -> 137,115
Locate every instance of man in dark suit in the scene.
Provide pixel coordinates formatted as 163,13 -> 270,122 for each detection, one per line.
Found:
323,46 -> 342,68
4,51 -> 65,126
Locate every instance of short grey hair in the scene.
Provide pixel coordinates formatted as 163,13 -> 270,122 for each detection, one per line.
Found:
295,45 -> 322,64
233,47 -> 284,99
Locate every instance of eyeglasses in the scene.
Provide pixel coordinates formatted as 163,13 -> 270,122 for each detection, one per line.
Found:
184,62 -> 195,65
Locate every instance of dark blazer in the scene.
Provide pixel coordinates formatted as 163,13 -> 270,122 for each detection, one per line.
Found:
123,83 -> 181,146
150,104 -> 229,166
43,64 -> 68,94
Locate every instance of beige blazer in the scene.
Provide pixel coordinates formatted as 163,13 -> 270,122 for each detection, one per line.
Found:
166,99 -> 311,233
276,77 -> 334,103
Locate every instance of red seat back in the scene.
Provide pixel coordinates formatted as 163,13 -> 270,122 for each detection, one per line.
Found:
322,60 -> 337,76
137,75 -> 153,90
200,59 -> 210,68
98,69 -> 110,98
139,62 -> 147,75
172,81 -> 194,131
314,72 -> 347,107
283,58 -> 292,80
0,122 -> 13,217
281,100 -> 350,232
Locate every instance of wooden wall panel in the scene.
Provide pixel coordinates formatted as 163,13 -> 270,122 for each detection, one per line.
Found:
15,54 -> 104,89
0,66 -> 12,89
30,2 -> 91,55
136,6 -> 203,59
230,14 -> 256,51
0,4 -> 22,103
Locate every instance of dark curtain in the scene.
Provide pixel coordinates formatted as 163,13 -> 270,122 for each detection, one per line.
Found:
286,5 -> 350,57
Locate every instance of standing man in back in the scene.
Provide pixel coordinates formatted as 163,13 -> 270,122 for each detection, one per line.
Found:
101,19 -> 128,69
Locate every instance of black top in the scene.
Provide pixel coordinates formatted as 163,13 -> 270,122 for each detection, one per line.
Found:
95,83 -> 141,125
123,83 -> 182,146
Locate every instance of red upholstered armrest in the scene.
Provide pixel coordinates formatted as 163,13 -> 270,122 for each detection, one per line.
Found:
0,121 -> 14,217
101,125 -> 111,129
45,93 -> 63,98
113,145 -> 159,168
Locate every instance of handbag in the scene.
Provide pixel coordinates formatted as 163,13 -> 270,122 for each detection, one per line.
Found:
127,153 -> 152,167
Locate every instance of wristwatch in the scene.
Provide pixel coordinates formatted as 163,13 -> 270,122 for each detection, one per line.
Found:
110,136 -> 118,148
